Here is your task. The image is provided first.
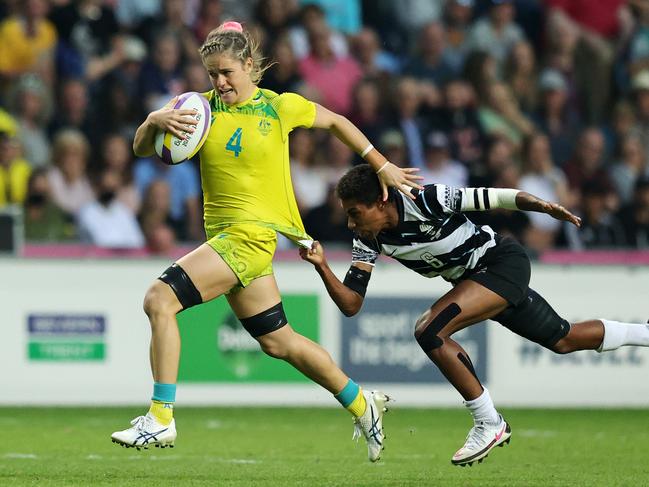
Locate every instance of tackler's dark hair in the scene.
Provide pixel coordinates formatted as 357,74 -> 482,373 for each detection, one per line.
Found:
336,163 -> 392,206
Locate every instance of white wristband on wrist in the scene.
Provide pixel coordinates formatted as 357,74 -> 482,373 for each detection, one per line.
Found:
376,161 -> 390,174
360,143 -> 374,158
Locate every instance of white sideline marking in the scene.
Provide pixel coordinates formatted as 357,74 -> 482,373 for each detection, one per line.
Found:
206,420 -> 223,429
4,453 -> 38,459
225,459 -> 260,464
86,454 -> 102,460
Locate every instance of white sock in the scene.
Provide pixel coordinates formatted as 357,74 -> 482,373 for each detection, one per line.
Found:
598,320 -> 649,352
464,387 -> 499,424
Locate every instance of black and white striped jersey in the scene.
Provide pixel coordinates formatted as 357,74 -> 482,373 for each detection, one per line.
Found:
352,184 -> 498,281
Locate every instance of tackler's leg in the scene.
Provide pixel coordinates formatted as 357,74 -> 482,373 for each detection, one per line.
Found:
413,280 -> 511,466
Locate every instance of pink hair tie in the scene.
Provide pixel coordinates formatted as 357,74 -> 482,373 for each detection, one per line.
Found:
220,21 -> 243,32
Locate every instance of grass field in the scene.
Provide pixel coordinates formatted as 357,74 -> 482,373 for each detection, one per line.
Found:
1,407 -> 648,486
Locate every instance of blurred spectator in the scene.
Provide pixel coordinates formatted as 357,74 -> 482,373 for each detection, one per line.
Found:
48,78 -> 98,145
478,81 -> 535,148
561,181 -> 626,249
183,60 -> 212,93
303,183 -> 354,244
319,133 -> 355,183
462,50 -> 498,102
290,128 -> 328,213
135,0 -> 200,65
545,8 -> 612,124
133,156 -> 202,241
378,129 -> 408,168
532,68 -> 580,166
503,40 -> 537,114
99,133 -> 141,213
563,127 -> 616,211
547,0 -> 625,40
602,100 -> 637,161
138,30 -> 185,112
419,131 -> 468,187
96,38 -> 148,141
23,168 -> 73,241
625,0 -> 649,77
391,0 -> 443,33
609,133 -> 648,205
263,36 -> 303,94
298,23 -> 362,115
8,74 -> 52,168
0,0 -> 56,88
77,168 -> 145,249
47,129 -> 94,216
519,133 -> 573,253
115,0 -> 161,30
467,0 -> 526,71
290,3 -> 348,60
139,179 -> 177,254
434,79 -> 484,166
193,0 -> 223,45
618,176 -> 649,248
0,112 -> 31,207
387,76 -> 428,169
403,21 -> 457,86
302,0 -> 361,35
630,70 -> 649,164
49,0 -> 125,82
442,0 -> 475,72
254,0 -> 295,47
348,78 -> 388,153
349,27 -> 400,77
469,135 -> 516,187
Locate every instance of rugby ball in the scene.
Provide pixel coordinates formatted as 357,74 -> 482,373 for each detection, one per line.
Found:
154,92 -> 211,165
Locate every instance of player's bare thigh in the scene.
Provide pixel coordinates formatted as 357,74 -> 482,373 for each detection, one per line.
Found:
226,274 -> 281,318
171,243 -> 240,300
414,280 -> 509,339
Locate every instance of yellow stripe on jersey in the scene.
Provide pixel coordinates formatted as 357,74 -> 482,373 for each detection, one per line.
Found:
199,88 -> 316,242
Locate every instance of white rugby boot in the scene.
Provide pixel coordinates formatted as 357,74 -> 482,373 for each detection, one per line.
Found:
111,413 -> 176,450
451,414 -> 511,466
352,390 -> 391,462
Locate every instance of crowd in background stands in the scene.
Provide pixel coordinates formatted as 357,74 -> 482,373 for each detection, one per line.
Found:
2,0 -> 649,256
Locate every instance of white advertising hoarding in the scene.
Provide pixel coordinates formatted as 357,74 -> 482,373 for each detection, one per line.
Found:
1,257 -> 648,407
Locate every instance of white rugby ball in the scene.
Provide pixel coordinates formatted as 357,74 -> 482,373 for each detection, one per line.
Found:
154,92 -> 211,165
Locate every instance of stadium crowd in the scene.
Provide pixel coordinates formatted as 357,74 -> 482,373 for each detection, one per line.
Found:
1,0 -> 649,256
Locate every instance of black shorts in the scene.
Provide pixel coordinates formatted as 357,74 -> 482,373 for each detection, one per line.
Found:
460,236 -> 570,349
461,236 -> 531,307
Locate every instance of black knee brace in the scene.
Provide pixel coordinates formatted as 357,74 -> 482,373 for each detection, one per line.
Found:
492,288 -> 570,349
158,263 -> 203,310
240,302 -> 288,338
415,303 -> 462,353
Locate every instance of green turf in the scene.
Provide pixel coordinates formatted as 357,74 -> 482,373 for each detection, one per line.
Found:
1,407 -> 648,486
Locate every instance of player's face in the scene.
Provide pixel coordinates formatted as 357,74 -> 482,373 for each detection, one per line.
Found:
204,53 -> 255,105
341,198 -> 386,240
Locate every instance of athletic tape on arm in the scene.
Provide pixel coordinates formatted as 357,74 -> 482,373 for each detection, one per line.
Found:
459,188 -> 519,211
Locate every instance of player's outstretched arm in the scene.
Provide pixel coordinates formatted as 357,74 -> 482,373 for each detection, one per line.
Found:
515,191 -> 582,227
453,187 -> 581,227
311,103 -> 423,201
299,241 -> 370,317
133,97 -> 198,157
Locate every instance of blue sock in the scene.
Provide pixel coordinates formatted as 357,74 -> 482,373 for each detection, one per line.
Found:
334,379 -> 360,408
152,382 -> 176,403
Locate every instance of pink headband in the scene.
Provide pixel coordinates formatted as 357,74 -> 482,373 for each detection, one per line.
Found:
220,21 -> 243,33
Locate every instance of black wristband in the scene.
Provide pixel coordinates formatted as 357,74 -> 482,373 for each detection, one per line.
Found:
342,266 -> 371,297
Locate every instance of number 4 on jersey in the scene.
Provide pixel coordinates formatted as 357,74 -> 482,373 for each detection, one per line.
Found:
226,128 -> 243,157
